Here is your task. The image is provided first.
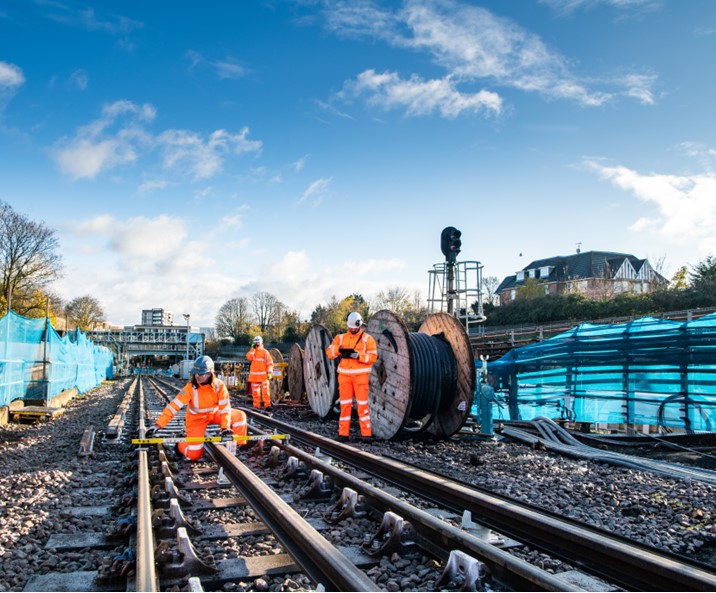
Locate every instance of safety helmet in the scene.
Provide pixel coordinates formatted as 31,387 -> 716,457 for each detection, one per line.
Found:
191,355 -> 214,375
346,312 -> 363,329
253,335 -> 263,344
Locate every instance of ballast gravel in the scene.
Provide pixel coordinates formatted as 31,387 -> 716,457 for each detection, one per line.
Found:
282,408 -> 716,569
0,379 -> 715,593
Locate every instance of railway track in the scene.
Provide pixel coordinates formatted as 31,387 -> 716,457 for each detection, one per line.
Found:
6,375 -> 716,592
139,376 -> 576,591
242,409 -> 716,592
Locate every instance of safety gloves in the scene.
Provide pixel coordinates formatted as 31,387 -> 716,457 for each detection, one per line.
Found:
220,428 -> 233,438
145,425 -> 159,438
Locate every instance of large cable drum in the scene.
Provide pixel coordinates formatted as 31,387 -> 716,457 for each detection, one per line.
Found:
303,325 -> 337,417
269,348 -> 284,402
287,343 -> 306,401
418,312 -> 475,438
367,310 -> 475,440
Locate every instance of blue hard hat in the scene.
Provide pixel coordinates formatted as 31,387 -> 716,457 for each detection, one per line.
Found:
191,355 -> 214,375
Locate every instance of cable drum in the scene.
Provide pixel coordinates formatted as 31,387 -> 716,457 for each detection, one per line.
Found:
407,332 -> 458,420
287,343 -> 306,402
301,310 -> 474,440
303,325 -> 338,418
368,310 -> 475,440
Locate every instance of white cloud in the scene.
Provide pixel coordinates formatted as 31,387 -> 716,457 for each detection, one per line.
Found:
51,100 -> 262,181
0,61 -> 25,89
138,179 -> 168,193
53,137 -> 138,179
323,0 -> 655,114
0,61 -> 25,112
239,251 -> 411,319
538,0 -> 662,16
158,127 -> 262,180
185,50 -> 249,79
293,154 -> 310,172
69,69 -> 89,90
585,158 -> 716,255
65,214 -> 189,265
341,69 -> 502,117
297,177 -> 333,206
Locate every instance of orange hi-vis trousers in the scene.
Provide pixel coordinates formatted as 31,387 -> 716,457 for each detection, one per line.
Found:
338,373 -> 372,438
252,380 -> 271,408
177,408 -> 248,461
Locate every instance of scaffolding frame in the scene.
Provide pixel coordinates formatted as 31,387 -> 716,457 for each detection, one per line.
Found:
427,260 -> 486,336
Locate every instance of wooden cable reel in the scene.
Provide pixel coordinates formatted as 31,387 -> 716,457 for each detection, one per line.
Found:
367,310 -> 475,440
303,325 -> 338,417
269,348 -> 284,402
287,343 -> 306,401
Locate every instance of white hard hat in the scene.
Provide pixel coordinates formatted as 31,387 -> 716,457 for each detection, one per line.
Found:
253,335 -> 263,344
346,312 -> 363,329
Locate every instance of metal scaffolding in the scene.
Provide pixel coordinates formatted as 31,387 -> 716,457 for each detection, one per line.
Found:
427,260 -> 486,336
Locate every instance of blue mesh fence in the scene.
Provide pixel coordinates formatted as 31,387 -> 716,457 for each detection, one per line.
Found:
0,311 -> 114,407
486,313 -> 716,432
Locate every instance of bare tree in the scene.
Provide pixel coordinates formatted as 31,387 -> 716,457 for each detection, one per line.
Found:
483,275 -> 500,304
0,201 -> 63,317
64,295 -> 105,331
215,297 -> 254,342
250,291 -> 281,335
373,286 -> 411,315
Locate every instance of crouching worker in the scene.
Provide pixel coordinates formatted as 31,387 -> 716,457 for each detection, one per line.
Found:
146,355 -> 245,460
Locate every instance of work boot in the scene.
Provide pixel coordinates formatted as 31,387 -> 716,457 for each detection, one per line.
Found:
336,435 -> 349,443
361,436 -> 374,444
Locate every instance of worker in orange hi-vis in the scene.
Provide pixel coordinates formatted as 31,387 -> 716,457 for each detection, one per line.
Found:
145,355 -> 237,461
325,312 -> 378,443
247,335 -> 274,411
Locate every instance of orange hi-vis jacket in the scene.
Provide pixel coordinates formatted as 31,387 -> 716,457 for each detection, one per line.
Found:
155,379 -> 231,430
247,346 -> 274,382
326,330 -> 378,374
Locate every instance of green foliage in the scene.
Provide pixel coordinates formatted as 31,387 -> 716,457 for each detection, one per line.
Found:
690,255 -> 716,290
309,294 -> 369,335
485,282 -> 716,327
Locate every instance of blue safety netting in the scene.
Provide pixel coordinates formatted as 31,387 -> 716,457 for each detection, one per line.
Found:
486,313 -> 716,432
0,311 -> 114,406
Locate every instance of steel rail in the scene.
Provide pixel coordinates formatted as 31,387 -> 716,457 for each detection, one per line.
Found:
135,377 -> 159,592
208,443 -> 377,592
257,412 -> 716,592
263,428 -> 581,591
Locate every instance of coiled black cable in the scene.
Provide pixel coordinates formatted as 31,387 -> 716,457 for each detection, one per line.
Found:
407,332 -> 458,420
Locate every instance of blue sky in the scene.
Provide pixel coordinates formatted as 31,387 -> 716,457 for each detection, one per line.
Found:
1,0 -> 715,328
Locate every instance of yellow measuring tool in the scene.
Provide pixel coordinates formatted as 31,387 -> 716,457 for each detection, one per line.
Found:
131,434 -> 288,445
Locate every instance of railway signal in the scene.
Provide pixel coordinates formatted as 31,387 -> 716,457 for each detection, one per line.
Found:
441,226 -> 462,263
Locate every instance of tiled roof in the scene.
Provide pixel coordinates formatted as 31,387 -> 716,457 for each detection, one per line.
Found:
497,250 -> 662,293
